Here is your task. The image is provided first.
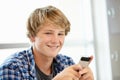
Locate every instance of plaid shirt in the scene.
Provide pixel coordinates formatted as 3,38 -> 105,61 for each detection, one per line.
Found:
0,47 -> 74,80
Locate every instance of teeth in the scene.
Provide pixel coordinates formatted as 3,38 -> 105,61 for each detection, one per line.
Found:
48,45 -> 58,48
48,45 -> 55,47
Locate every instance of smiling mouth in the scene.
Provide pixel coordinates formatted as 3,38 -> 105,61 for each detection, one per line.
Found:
47,45 -> 59,49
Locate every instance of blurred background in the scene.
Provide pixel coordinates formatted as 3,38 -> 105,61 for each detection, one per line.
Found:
0,0 -> 120,80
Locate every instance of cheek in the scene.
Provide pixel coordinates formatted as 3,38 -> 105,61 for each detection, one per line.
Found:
60,38 -> 65,44
34,37 -> 42,45
35,37 -> 49,44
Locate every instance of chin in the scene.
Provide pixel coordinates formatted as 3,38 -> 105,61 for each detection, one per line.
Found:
49,53 -> 58,58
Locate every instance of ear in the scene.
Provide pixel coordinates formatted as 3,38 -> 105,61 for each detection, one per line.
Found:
29,36 -> 35,42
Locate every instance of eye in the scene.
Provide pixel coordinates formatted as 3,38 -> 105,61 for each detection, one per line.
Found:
45,32 -> 52,35
58,33 -> 65,36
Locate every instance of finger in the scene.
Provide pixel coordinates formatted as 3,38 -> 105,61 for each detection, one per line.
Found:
80,67 -> 94,80
69,64 -> 82,78
80,67 -> 89,75
71,64 -> 82,71
81,73 -> 93,80
89,55 -> 93,62
73,77 -> 79,80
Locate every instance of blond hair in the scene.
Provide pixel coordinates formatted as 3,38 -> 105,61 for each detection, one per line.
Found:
27,5 -> 70,38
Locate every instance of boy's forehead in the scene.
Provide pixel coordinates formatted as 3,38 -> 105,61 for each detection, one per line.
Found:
40,23 -> 64,30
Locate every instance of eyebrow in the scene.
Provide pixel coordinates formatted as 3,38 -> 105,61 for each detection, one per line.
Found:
44,30 -> 65,32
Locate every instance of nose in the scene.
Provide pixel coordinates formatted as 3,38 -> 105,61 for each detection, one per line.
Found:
51,34 -> 59,43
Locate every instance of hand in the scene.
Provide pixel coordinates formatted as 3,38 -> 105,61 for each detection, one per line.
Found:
79,67 -> 94,80
79,55 -> 94,80
52,64 -> 82,80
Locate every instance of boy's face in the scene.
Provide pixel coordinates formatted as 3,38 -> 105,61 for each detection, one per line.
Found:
31,23 -> 65,58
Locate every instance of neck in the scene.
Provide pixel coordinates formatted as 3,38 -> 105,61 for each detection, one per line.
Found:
33,48 -> 53,75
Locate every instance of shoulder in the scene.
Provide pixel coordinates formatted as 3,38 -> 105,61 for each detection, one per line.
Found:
0,49 -> 28,71
1,47 -> 34,67
55,54 -> 75,66
0,48 -> 35,79
0,47 -> 33,75
1,49 -> 28,67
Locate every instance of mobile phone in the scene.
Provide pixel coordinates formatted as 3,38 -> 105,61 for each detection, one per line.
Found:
79,56 -> 91,68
